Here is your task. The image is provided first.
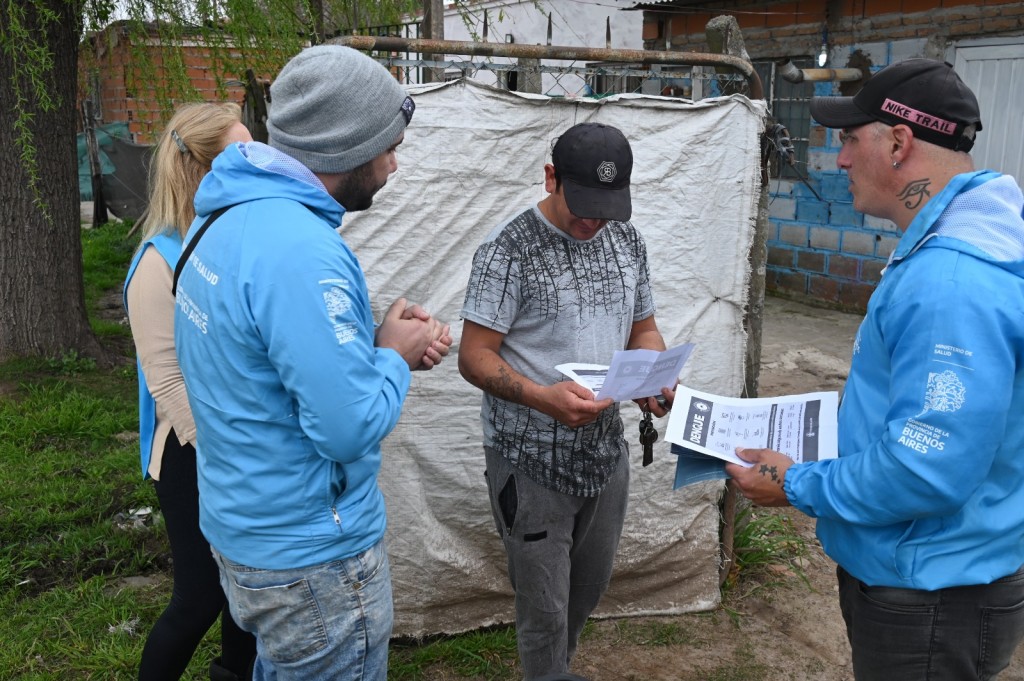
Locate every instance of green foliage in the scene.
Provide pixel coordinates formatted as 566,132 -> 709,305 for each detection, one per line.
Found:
81,220 -> 136,340
606,618 -> 702,647
3,0 -> 62,220
725,503 -> 809,593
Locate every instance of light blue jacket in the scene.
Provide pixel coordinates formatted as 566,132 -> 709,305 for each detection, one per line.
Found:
124,232 -> 182,479
786,171 -> 1024,589
174,143 -> 411,570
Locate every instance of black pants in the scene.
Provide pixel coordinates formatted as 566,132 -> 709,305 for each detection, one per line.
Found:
138,431 -> 256,680
838,564 -> 1024,681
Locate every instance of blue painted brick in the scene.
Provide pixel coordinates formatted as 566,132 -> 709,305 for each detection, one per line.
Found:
813,82 -> 835,97
819,174 -> 852,201
796,199 -> 830,224
829,203 -> 864,228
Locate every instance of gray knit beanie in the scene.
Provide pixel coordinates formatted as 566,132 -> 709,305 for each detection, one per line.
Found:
267,45 -> 414,174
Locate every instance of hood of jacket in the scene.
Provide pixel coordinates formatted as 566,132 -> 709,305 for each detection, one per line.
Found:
194,141 -> 344,227
890,170 -> 1024,278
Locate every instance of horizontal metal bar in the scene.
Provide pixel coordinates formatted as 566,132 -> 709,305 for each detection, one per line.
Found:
332,34 -> 763,98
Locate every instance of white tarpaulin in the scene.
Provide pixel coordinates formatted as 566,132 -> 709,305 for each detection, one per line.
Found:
341,79 -> 766,637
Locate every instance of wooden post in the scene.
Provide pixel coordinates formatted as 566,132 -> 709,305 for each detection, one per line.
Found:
81,99 -> 108,227
421,0 -> 444,83
243,69 -> 269,144
705,14 -> 767,588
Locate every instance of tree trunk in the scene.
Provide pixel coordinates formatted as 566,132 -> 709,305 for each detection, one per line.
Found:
0,0 -> 105,363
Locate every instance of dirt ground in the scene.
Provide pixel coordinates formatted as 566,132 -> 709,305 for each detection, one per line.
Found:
559,297 -> 1024,681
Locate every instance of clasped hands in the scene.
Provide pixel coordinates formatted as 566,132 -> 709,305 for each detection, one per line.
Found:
375,298 -> 453,371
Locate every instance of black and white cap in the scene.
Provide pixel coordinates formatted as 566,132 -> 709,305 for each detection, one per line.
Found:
552,122 -> 633,221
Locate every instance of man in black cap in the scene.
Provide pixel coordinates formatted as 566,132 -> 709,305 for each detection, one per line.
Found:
727,59 -> 1024,680
459,122 -> 672,679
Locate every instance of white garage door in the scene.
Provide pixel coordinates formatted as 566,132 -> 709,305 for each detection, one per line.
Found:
951,39 -> 1024,184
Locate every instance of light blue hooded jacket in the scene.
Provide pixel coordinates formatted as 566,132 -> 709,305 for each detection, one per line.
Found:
173,142 -> 410,570
786,171 -> 1024,589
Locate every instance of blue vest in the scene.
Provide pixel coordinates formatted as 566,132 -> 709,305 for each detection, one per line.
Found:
124,232 -> 182,479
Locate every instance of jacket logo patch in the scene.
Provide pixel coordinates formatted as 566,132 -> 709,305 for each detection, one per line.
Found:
323,285 -> 356,345
924,370 -> 965,413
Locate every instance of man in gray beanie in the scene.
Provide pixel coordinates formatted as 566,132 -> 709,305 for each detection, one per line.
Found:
174,44 -> 451,681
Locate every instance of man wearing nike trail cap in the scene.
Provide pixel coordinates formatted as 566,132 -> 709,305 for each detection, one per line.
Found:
726,58 -> 1024,680
458,122 -> 673,679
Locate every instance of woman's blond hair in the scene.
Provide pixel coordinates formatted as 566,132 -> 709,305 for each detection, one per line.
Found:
137,102 -> 244,243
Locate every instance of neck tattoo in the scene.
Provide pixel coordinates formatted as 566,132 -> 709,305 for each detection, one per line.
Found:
897,178 -> 931,210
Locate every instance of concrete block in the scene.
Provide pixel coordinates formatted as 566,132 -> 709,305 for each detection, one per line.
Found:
828,254 -> 860,279
771,179 -> 798,198
767,245 -> 795,268
810,226 -> 840,251
796,199 -> 830,224
809,125 -> 827,148
863,214 -> 899,232
820,174 -> 852,201
779,224 -> 809,247
808,274 -> 841,303
890,38 -> 927,60
807,149 -> 839,172
813,81 -> 837,97
768,197 -> 797,221
840,281 -> 876,310
877,235 -> 900,258
830,203 -> 864,228
862,259 -> 885,283
798,250 -> 826,273
842,230 -> 877,256
855,42 -> 891,66
775,270 -> 808,295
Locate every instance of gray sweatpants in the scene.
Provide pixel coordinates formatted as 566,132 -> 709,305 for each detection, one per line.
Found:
484,447 -> 630,680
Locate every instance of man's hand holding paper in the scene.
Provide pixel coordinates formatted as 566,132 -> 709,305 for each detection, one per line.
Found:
556,343 -> 694,406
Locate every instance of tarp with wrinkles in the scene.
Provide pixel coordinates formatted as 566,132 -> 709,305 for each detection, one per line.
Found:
340,79 -> 766,637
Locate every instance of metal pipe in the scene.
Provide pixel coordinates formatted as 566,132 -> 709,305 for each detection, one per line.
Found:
777,59 -> 862,83
332,34 -> 763,98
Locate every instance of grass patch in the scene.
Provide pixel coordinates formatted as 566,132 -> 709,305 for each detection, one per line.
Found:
388,626 -> 519,680
82,220 -> 136,343
1,220 -> 822,680
724,503 -> 810,594
607,618 -> 701,647
81,220 -> 137,310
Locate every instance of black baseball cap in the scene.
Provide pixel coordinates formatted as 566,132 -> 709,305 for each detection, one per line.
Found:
809,59 -> 982,152
552,122 -> 633,221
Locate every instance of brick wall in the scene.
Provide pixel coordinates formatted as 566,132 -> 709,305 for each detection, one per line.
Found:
80,25 -> 280,143
642,0 -> 1024,311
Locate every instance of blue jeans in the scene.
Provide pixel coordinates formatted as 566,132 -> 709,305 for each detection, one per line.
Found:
838,564 -> 1024,680
211,540 -> 393,681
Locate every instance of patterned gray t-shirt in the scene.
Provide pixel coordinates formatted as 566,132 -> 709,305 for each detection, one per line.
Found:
461,205 -> 656,496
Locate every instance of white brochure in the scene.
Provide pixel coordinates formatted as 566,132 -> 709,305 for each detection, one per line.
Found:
556,343 -> 695,402
665,385 -> 839,467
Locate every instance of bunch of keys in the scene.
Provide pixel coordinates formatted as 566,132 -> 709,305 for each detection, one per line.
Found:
638,405 -> 657,467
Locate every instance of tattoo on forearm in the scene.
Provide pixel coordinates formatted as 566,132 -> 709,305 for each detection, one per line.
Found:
897,178 -> 931,209
484,365 -> 524,403
758,463 -> 784,488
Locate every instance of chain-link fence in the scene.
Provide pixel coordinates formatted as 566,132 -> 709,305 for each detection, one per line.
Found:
331,33 -> 761,101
